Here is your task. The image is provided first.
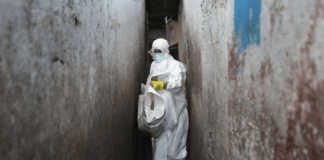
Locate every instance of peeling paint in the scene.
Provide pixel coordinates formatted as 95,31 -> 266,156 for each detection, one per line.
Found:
235,0 -> 261,54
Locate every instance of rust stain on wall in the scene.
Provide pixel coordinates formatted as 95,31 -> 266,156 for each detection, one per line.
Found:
228,34 -> 237,81
275,2 -> 324,159
260,59 -> 274,84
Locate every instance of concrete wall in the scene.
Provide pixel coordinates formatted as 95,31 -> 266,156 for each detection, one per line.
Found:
0,0 -> 148,159
181,1 -> 204,159
200,0 -> 231,159
172,0 -> 324,159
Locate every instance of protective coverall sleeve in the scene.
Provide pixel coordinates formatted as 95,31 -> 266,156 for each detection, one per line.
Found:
165,63 -> 187,92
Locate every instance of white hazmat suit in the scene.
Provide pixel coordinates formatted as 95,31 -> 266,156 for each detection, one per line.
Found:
138,38 -> 189,160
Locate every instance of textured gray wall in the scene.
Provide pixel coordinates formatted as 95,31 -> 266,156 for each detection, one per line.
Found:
178,0 -> 324,159
181,1 -> 204,160
0,0 -> 147,159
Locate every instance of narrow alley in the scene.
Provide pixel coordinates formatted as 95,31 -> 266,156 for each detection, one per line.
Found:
1,0 -> 324,159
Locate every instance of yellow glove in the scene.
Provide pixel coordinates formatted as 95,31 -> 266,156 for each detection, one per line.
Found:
151,81 -> 164,90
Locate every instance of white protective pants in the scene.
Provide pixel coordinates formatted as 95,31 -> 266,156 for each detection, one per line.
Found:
153,109 -> 188,160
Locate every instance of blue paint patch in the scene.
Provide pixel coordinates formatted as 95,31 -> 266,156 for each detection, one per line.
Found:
235,0 -> 261,54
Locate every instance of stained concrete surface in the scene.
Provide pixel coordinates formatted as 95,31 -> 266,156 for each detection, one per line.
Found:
167,0 -> 324,159
181,1 -> 204,160
0,0 -> 150,159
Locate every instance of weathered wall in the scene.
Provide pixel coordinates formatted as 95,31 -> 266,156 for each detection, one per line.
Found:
226,0 -> 324,159
178,0 -> 324,159
0,0 -> 147,159
200,0 -> 230,159
181,0 -> 204,159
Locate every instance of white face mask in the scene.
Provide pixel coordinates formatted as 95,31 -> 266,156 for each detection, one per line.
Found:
153,53 -> 167,63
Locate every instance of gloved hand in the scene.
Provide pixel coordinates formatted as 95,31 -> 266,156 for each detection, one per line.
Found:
151,81 -> 168,90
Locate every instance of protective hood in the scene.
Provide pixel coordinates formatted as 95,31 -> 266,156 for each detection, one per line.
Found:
149,38 -> 170,63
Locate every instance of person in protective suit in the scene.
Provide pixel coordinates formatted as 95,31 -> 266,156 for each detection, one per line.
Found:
148,38 -> 188,160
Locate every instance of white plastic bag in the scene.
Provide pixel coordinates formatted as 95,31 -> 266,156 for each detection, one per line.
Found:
137,79 -> 166,138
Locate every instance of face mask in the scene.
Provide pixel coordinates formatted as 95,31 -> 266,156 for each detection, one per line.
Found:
153,53 -> 167,63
